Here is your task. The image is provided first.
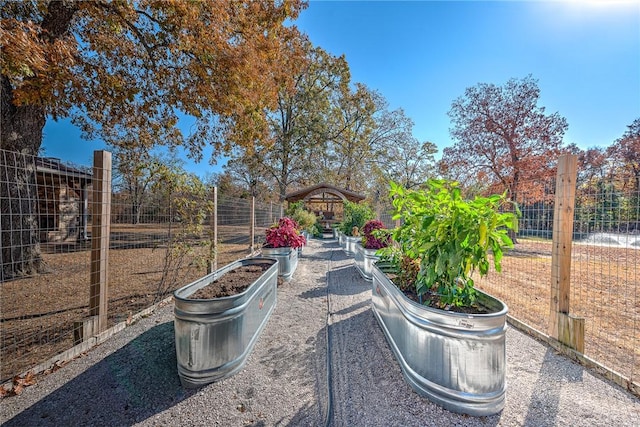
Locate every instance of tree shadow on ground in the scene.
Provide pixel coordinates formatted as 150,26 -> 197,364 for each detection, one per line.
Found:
3,321 -> 196,427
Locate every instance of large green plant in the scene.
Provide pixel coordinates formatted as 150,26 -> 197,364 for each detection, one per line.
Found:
340,201 -> 374,236
383,179 -> 518,309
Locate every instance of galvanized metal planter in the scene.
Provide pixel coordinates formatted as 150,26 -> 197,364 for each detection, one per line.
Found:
298,231 -> 309,256
342,235 -> 360,257
173,257 -> 278,388
338,231 -> 345,247
261,246 -> 298,279
354,243 -> 379,281
371,263 -> 508,416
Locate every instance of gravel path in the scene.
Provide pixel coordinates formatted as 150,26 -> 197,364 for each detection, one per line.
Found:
1,238 -> 639,426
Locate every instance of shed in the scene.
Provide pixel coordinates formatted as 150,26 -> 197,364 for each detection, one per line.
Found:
36,157 -> 92,242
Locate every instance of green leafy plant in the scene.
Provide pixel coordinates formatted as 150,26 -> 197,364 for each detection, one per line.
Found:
382,179 -> 518,310
340,201 -> 374,236
286,201 -> 317,233
151,164 -> 215,302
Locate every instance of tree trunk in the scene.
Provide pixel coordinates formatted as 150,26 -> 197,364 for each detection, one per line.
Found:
0,1 -> 78,280
0,78 -> 48,279
0,152 -> 48,281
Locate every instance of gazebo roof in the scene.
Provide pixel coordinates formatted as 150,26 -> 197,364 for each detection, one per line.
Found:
285,182 -> 366,203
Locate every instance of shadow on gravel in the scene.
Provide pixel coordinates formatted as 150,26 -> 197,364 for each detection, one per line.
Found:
299,286 -> 327,299
303,250 -> 336,260
522,348 -> 584,427
326,266 -> 371,296
3,321 -> 195,427
329,251 -> 351,262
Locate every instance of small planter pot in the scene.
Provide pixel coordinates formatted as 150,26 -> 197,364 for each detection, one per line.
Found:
354,243 -> 379,281
173,257 -> 278,388
261,246 -> 298,279
342,235 -> 360,257
371,263 -> 508,416
338,231 -> 345,247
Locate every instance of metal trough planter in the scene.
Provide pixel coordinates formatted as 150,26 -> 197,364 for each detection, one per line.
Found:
371,263 -> 508,416
342,235 -> 360,257
354,243 -> 379,281
261,246 -> 298,279
173,257 -> 278,388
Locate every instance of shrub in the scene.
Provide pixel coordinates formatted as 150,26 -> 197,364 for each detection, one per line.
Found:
265,217 -> 306,249
286,201 -> 317,233
382,179 -> 518,309
340,201 -> 374,236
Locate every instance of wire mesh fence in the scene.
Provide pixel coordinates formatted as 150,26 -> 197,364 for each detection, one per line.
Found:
1,149 -> 638,395
0,149 -> 283,383
475,170 -> 639,391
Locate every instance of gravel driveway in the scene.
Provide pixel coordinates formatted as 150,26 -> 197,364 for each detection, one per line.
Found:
1,238 -> 639,426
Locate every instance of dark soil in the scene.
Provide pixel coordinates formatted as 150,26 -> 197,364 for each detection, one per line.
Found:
387,273 -> 491,315
188,263 -> 275,299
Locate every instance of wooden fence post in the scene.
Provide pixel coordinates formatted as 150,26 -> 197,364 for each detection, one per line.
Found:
89,150 -> 112,334
207,186 -> 218,274
249,196 -> 255,254
549,154 -> 584,352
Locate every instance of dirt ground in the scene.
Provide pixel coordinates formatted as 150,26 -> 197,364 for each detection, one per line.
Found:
1,233 -> 638,387
0,224 -> 264,382
475,238 -> 639,384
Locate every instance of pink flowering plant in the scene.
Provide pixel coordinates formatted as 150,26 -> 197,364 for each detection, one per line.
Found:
265,217 -> 306,249
361,219 -> 391,250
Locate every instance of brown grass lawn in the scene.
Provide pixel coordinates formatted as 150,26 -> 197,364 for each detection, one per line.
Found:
2,232 -> 638,386
475,238 -> 639,384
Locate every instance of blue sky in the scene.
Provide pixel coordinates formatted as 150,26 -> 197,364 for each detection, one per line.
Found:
42,0 -> 640,177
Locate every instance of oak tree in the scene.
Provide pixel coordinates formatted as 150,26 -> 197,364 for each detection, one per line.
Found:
0,0 -> 304,279
441,75 -> 568,206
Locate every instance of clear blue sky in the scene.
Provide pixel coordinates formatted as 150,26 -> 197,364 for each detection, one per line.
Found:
42,0 -> 640,177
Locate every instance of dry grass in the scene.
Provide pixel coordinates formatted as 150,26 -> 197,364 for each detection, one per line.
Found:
475,238 -> 639,383
0,224 -> 262,382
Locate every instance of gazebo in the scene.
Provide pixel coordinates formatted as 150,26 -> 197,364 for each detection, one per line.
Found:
284,182 -> 366,231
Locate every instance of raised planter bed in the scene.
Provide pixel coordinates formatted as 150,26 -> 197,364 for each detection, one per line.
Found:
261,246 -> 298,279
173,257 -> 278,388
371,263 -> 508,416
354,243 -> 378,281
342,235 -> 360,257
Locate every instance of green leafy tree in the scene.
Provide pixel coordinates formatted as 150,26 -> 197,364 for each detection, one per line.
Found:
231,42 -> 350,201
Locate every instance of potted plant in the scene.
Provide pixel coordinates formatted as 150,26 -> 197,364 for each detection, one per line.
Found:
261,217 -> 306,279
354,219 -> 390,281
174,257 -> 278,388
340,200 -> 374,256
372,179 -> 518,416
